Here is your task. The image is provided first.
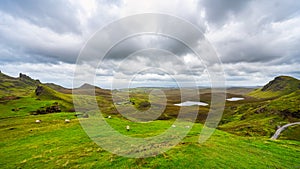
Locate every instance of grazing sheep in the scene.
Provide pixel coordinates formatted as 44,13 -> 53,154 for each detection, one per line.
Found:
108,116 -> 111,119
185,125 -> 190,128
35,120 -> 41,123
171,124 -> 176,128
126,125 -> 130,131
65,119 -> 70,123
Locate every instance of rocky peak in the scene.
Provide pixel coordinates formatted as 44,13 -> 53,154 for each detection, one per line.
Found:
19,73 -> 41,84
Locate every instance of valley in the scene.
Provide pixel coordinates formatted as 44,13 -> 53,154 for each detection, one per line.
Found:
0,72 -> 299,168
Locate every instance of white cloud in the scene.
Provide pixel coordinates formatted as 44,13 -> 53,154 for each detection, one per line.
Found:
0,0 -> 299,88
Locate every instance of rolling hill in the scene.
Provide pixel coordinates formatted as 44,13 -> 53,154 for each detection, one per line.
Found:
0,72 -> 113,113
248,76 -> 300,98
0,72 -> 299,137
0,72 -> 299,168
0,72 -> 74,116
220,76 -> 300,140
0,71 -> 40,98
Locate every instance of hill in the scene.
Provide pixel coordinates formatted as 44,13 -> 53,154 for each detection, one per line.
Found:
248,76 -> 300,98
0,71 -> 40,98
44,83 -> 72,94
73,83 -> 112,97
220,76 -> 300,140
0,72 -> 74,116
34,84 -> 73,112
0,72 -> 299,168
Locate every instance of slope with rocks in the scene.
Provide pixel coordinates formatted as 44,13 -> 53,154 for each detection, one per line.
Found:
248,76 -> 300,99
0,71 -> 40,98
220,76 -> 300,140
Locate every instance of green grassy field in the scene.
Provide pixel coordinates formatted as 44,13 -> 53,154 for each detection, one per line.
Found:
1,111 -> 299,169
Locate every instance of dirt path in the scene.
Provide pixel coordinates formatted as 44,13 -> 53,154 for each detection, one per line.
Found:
271,122 -> 300,140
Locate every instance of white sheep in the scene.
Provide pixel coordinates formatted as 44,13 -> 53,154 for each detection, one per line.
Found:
126,125 -> 130,131
108,116 -> 111,119
35,119 -> 41,123
171,124 -> 176,128
65,119 -> 70,123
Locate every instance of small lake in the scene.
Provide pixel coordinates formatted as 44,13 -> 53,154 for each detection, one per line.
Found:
226,97 -> 244,101
174,101 -> 209,106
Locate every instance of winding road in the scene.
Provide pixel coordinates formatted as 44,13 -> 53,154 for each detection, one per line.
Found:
271,122 -> 300,140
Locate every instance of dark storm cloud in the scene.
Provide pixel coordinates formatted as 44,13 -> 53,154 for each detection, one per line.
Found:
0,0 -> 123,65
200,0 -> 251,25
0,22 -> 82,64
0,2 -> 82,64
0,0 -> 81,34
103,35 -> 193,61
201,0 -> 300,66
78,13 -> 208,69
0,0 -> 299,87
219,40 -> 281,63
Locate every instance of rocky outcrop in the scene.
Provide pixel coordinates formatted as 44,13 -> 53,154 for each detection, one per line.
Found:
19,73 -> 41,85
35,85 -> 43,96
32,102 -> 61,115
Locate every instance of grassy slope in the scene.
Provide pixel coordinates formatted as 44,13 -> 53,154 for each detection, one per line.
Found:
219,76 -> 300,139
0,97 -> 56,119
220,90 -> 300,139
0,113 -> 299,169
0,85 -> 73,119
35,85 -> 74,111
44,83 -> 72,94
248,76 -> 300,99
248,89 -> 281,99
0,73 -> 39,97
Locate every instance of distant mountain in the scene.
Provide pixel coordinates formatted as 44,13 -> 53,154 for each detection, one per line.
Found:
73,83 -> 111,97
248,76 -> 300,98
77,83 -> 97,89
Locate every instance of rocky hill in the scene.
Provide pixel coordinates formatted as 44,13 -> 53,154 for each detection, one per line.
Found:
0,71 -> 40,97
248,76 -> 300,98
220,76 -> 300,140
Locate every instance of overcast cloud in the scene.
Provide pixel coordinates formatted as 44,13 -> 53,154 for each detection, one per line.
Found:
0,0 -> 299,88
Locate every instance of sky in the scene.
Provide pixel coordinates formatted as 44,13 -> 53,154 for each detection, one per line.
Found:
0,0 -> 300,89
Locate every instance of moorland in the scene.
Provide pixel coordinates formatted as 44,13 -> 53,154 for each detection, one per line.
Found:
0,71 -> 299,168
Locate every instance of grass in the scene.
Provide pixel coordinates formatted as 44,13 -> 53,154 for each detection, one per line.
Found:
220,89 -> 300,139
0,97 -> 55,118
1,112 -> 299,169
280,125 -> 300,141
266,90 -> 300,114
248,88 -> 282,99
0,72 -> 38,97
1,72 -> 300,168
248,76 -> 300,99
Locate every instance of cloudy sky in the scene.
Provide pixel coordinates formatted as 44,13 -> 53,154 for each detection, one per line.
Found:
0,0 -> 299,88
